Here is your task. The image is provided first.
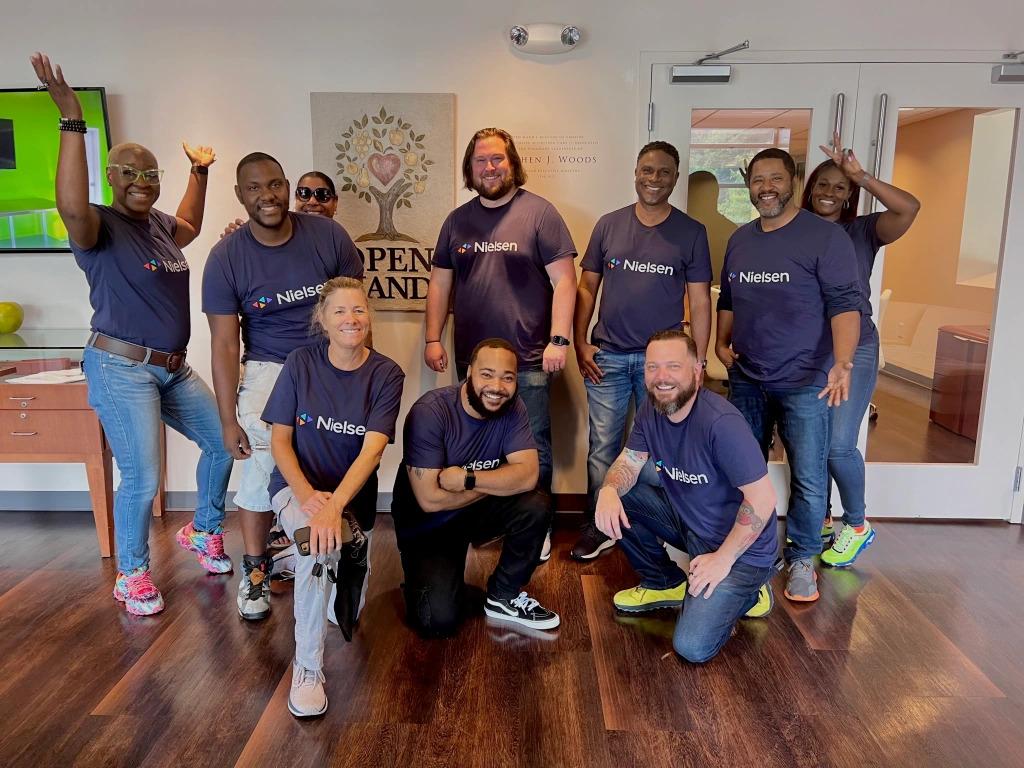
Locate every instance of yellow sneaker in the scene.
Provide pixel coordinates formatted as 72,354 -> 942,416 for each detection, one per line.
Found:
743,583 -> 774,619
612,581 -> 687,613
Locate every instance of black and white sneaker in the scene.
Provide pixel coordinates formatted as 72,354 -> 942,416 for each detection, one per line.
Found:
484,591 -> 560,630
570,522 -> 615,561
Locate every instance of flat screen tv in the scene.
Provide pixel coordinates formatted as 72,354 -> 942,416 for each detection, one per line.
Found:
0,87 -> 113,252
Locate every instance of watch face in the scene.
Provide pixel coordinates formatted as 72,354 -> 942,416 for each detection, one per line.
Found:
551,335 -> 570,346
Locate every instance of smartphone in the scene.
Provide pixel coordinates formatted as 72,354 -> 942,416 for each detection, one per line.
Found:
293,526 -> 312,556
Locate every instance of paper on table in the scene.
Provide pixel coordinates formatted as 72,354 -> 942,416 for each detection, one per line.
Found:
6,368 -> 86,384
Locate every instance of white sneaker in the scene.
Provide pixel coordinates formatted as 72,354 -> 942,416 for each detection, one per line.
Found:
288,662 -> 327,718
539,528 -> 552,563
237,560 -> 271,621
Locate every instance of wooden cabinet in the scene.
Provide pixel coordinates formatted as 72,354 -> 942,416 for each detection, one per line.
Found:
929,325 -> 989,441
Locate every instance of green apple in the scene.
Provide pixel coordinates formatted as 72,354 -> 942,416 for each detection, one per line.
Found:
0,302 -> 23,334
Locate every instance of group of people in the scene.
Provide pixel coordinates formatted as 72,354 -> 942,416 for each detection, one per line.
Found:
30,51 -> 918,719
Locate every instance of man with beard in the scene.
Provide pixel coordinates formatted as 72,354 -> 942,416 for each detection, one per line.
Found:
715,148 -> 861,603
571,140 -> 713,561
595,330 -> 778,663
423,129 -> 577,560
203,152 -> 363,621
393,338 -> 558,636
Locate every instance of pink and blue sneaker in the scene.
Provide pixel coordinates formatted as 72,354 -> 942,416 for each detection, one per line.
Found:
176,522 -> 233,574
113,567 -> 165,616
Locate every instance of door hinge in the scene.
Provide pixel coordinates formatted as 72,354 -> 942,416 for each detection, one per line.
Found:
647,102 -> 655,133
1014,466 -> 1022,493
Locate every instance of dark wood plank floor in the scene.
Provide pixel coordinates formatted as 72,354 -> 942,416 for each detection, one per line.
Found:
1,510 -> 1023,768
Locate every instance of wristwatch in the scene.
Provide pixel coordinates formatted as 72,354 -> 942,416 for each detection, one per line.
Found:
550,335 -> 570,347
464,466 -> 476,490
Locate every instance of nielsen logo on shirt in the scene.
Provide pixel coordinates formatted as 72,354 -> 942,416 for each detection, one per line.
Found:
731,270 -> 790,284
620,259 -> 674,276
275,282 -> 326,305
464,458 -> 500,470
457,241 -> 519,254
144,258 -> 188,273
655,459 -> 709,485
315,416 -> 367,435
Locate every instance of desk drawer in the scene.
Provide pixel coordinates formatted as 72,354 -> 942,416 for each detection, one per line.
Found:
0,383 -> 91,410
0,410 -> 103,453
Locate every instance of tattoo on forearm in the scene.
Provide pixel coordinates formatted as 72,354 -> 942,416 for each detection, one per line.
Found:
410,466 -> 425,479
603,449 -> 646,495
735,500 -> 768,553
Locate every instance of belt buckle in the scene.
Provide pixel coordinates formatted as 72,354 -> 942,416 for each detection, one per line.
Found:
166,352 -> 185,373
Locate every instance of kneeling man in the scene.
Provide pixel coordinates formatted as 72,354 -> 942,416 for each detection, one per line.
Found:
596,329 -> 778,663
393,338 -> 558,636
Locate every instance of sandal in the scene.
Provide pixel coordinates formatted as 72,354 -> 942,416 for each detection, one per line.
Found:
267,524 -> 293,551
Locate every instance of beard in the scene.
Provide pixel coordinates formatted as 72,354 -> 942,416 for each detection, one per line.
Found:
466,379 -> 515,420
647,378 -> 698,417
750,189 -> 793,219
474,174 -> 516,201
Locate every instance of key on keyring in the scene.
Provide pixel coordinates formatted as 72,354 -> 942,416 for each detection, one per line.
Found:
312,562 -> 323,578
325,566 -> 337,584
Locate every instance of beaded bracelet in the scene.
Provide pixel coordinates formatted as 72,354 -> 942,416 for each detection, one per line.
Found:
59,118 -> 87,134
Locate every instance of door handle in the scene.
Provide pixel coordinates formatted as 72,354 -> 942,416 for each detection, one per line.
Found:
870,93 -> 888,214
10,431 -> 38,436
833,92 -> 845,145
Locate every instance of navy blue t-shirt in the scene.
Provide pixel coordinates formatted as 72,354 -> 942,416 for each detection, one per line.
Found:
202,212 -> 364,363
432,189 -> 576,370
841,212 -> 883,347
718,210 -> 861,388
398,384 -> 537,532
626,390 -> 778,568
581,205 -> 712,354
262,343 -> 405,499
71,205 -> 191,352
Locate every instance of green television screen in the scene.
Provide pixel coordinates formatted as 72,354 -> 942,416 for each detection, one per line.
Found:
0,87 -> 113,252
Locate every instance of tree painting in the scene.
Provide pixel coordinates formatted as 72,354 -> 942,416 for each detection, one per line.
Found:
335,107 -> 434,242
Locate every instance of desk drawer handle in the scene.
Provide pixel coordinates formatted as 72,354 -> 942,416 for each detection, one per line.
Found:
8,396 -> 36,400
10,431 -> 38,436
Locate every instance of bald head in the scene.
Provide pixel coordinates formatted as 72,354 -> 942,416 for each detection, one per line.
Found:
109,142 -> 158,169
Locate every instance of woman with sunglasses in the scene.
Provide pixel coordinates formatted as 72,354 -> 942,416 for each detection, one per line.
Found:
262,276 -> 404,717
801,132 -> 920,568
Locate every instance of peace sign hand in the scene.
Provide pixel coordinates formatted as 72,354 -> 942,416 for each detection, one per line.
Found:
819,131 -> 867,184
29,52 -> 82,120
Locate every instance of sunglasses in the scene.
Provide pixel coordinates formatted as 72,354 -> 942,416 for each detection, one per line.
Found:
296,186 -> 336,204
108,164 -> 164,185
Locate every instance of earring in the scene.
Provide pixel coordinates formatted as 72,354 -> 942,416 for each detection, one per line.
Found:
843,199 -> 850,210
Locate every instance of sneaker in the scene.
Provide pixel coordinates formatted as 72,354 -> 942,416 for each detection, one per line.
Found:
784,558 -> 819,602
484,591 -> 560,630
570,522 -> 615,561
538,528 -> 552,563
287,663 -> 327,718
237,555 -> 271,620
175,522 -> 233,574
612,581 -> 687,613
113,567 -> 165,616
821,518 -> 836,548
821,521 -> 876,568
743,583 -> 774,619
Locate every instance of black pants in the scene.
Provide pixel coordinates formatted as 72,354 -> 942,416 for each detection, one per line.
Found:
392,465 -> 551,637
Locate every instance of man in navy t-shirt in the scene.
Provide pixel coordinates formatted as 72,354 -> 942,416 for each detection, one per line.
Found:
393,338 -> 559,636
572,140 -> 713,562
596,330 -> 778,663
423,129 -> 577,559
716,148 -> 861,604
29,52 -> 233,617
202,151 -> 364,622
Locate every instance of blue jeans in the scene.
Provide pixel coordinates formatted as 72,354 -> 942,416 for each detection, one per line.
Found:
827,338 -> 879,527
457,363 -> 552,493
83,346 -> 232,572
727,369 -> 831,562
584,349 -> 658,515
618,483 -> 772,663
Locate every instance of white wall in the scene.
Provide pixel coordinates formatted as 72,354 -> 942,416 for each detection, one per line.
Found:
2,0 -> 1022,497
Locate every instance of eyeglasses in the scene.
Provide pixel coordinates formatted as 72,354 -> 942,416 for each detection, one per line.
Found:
296,186 -> 336,204
108,165 -> 164,185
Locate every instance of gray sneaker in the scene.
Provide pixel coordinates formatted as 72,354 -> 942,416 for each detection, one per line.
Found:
287,663 -> 327,718
237,557 -> 271,620
784,558 -> 819,603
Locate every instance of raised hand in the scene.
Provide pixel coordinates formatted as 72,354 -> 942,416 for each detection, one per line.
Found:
183,142 -> 216,168
819,131 -> 867,183
29,52 -> 82,120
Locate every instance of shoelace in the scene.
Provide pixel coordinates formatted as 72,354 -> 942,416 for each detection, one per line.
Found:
295,666 -> 324,688
245,566 -> 268,599
203,532 -> 226,559
831,526 -> 860,554
510,592 -> 540,612
124,570 -> 158,598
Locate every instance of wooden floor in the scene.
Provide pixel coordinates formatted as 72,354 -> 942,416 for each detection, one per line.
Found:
2,511 -> 1024,768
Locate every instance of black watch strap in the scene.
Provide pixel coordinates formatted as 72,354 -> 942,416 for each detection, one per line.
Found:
464,466 -> 476,490
551,335 -> 570,347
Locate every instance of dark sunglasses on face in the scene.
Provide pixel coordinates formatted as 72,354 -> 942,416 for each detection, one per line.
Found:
296,186 -> 336,203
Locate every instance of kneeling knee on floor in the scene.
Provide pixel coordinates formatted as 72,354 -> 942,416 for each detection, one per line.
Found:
673,635 -> 720,664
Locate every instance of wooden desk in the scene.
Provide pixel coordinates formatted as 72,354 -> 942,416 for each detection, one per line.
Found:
929,324 -> 990,441
0,376 -> 166,558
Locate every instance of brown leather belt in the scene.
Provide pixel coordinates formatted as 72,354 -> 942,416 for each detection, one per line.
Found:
88,332 -> 186,373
